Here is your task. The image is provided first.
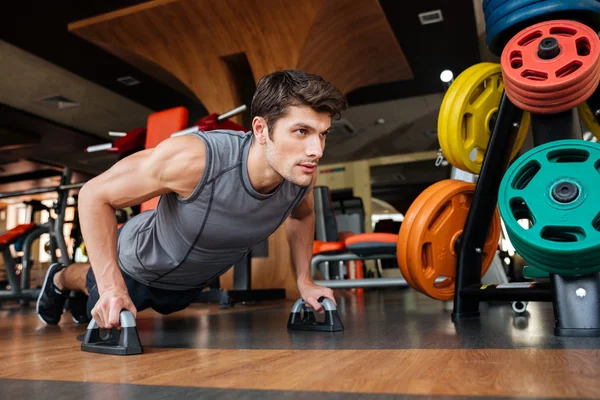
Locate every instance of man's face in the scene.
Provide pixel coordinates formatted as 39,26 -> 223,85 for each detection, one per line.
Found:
265,105 -> 330,187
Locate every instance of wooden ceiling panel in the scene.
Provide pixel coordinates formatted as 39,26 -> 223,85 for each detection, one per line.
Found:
297,0 -> 413,94
68,0 -> 413,115
69,0 -> 324,116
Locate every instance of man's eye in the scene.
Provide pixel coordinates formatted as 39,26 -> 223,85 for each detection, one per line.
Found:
297,129 -> 307,135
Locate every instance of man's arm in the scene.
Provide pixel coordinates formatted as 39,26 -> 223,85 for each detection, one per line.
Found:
286,185 -> 316,287
286,175 -> 335,310
77,135 -> 206,324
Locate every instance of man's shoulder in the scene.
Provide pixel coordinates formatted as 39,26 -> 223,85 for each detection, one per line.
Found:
197,129 -> 248,143
196,130 -> 251,162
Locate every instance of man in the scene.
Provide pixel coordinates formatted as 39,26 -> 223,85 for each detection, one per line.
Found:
36,69 -> 348,328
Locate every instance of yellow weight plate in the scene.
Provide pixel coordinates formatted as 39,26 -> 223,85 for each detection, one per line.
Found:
447,63 -> 505,173
438,63 -> 530,174
577,102 -> 600,140
437,67 -> 482,169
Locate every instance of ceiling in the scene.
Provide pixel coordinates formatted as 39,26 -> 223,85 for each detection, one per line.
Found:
0,0 -> 488,209
0,40 -> 153,139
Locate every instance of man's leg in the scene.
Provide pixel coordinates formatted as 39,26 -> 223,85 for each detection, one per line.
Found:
54,263 -> 90,294
149,286 -> 205,315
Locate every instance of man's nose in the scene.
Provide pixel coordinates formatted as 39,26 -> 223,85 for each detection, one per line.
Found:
306,135 -> 323,159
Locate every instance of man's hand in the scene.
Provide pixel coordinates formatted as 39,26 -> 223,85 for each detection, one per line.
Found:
91,287 -> 137,329
298,281 -> 336,311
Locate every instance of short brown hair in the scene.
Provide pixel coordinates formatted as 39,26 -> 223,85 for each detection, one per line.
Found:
251,69 -> 347,136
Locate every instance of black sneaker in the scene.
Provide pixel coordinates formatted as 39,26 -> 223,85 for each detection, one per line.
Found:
36,263 -> 69,325
69,291 -> 90,324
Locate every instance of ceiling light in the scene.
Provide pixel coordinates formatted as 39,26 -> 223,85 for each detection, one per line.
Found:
440,70 -> 454,83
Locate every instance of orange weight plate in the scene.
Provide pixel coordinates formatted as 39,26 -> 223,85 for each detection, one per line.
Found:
404,181 -> 501,300
397,180 -> 459,291
405,180 -> 468,294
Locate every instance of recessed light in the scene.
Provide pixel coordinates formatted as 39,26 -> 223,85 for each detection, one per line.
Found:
37,95 -> 80,110
117,76 -> 141,86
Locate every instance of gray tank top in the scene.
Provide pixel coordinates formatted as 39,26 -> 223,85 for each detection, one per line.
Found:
117,130 -> 310,290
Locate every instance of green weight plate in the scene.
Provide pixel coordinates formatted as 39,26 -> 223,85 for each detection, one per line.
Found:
498,139 -> 600,276
522,266 -> 550,279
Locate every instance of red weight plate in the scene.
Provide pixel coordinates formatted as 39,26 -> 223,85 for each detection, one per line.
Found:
501,19 -> 600,113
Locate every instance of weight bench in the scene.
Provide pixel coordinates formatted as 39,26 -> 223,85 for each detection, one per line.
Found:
311,186 -> 407,289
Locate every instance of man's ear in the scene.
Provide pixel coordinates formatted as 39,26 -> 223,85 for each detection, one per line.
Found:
252,116 -> 268,145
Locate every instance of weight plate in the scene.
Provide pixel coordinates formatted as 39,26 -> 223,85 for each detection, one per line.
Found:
438,63 -> 530,174
499,139 -> 600,276
500,19 -> 600,114
503,62 -> 600,114
486,0 -> 547,30
397,179 -> 458,291
485,0 -> 600,57
399,179 -> 501,300
577,102 -> 600,140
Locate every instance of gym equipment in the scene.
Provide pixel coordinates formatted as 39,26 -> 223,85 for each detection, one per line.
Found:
501,20 -> 600,114
522,265 -> 550,279
0,168 -> 80,303
81,310 -> 143,355
287,297 -> 343,332
579,80 -> 600,140
438,62 -> 530,174
484,0 -> 600,56
397,180 -> 501,301
195,105 -> 248,132
345,233 -> 397,256
310,186 -> 408,289
437,0 -> 600,338
448,72 -> 600,336
577,101 -> 600,140
498,139 -> 600,276
512,300 -> 528,314
86,105 -> 247,155
0,202 -> 48,302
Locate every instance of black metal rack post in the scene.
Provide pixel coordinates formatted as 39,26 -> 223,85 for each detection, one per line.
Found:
452,94 -> 525,318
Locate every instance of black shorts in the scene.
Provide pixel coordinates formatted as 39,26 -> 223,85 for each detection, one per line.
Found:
85,267 -> 204,319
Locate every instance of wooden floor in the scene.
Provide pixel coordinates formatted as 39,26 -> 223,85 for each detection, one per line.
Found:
1,289 -> 600,399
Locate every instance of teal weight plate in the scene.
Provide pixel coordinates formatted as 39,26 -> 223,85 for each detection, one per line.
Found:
499,139 -> 600,276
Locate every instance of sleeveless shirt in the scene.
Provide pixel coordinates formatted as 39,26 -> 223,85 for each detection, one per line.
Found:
117,130 -> 310,290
